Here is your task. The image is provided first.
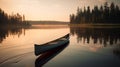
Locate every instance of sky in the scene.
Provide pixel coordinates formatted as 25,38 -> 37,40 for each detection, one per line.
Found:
0,0 -> 120,21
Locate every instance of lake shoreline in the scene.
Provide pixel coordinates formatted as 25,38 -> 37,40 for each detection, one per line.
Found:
69,24 -> 120,28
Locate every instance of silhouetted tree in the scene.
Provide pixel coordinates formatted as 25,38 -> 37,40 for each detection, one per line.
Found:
75,7 -> 80,23
99,5 -> 104,23
83,7 -> 87,23
115,5 -> 120,23
0,8 -> 9,24
0,8 -> 30,26
86,6 -> 91,23
103,2 -> 110,22
70,2 -> 120,24
70,14 -> 75,24
110,2 -> 115,23
93,5 -> 99,23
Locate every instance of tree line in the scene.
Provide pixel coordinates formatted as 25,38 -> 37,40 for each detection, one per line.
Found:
70,2 -> 120,24
0,8 -> 30,26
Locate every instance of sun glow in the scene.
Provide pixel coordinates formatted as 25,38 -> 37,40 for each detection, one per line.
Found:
0,0 -> 119,21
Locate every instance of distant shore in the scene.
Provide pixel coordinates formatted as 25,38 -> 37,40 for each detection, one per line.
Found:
28,21 -> 69,25
69,24 -> 120,28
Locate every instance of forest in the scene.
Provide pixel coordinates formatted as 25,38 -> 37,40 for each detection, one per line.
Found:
70,2 -> 120,24
0,8 -> 30,27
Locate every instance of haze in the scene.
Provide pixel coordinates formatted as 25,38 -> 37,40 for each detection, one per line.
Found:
0,0 -> 120,21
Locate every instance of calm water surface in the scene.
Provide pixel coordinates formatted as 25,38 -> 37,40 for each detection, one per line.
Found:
0,25 -> 120,67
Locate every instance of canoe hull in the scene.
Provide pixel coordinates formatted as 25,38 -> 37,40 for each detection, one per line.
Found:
34,34 -> 69,56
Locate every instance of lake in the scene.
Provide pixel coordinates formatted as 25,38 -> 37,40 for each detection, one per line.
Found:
0,25 -> 120,67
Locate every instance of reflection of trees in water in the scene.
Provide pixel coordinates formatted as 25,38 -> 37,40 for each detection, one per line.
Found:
0,28 -> 25,43
113,44 -> 120,58
70,27 -> 120,46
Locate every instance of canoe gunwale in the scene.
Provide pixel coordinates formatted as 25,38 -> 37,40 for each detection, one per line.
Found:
34,34 -> 70,55
35,34 -> 69,46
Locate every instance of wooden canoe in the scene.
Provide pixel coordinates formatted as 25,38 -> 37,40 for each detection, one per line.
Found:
34,34 -> 69,56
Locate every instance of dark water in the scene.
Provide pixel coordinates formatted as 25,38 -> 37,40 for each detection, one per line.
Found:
0,25 -> 120,67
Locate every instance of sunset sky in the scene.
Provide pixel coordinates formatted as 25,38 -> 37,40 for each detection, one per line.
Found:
0,0 -> 120,21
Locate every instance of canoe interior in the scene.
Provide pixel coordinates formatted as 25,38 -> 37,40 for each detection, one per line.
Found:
35,33 -> 69,46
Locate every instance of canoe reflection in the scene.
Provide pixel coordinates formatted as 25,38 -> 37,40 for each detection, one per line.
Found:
35,42 -> 69,67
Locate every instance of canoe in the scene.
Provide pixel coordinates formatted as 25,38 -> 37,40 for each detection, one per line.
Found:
35,42 -> 69,67
34,34 -> 69,56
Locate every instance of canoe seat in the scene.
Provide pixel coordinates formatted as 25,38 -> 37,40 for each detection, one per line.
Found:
49,42 -> 58,44
60,38 -> 67,40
